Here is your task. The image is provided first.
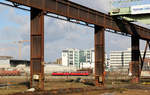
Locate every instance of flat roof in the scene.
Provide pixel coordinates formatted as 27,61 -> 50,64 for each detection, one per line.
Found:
0,56 -> 13,60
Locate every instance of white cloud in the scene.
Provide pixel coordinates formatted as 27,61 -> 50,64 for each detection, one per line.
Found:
0,6 -> 30,59
21,44 -> 30,60
105,32 -> 131,54
44,17 -> 94,61
7,8 -> 29,25
0,4 -> 9,12
71,0 -> 111,13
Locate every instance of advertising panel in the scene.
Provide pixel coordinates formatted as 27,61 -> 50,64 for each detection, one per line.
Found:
111,0 -> 147,8
131,4 -> 150,14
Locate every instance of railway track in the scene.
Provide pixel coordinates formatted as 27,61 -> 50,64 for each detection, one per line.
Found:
10,87 -> 113,95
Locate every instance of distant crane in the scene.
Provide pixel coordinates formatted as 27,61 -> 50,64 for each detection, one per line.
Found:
13,40 -> 29,59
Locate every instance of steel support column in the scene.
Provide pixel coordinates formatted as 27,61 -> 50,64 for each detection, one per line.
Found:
131,36 -> 140,83
30,8 -> 44,90
94,25 -> 105,86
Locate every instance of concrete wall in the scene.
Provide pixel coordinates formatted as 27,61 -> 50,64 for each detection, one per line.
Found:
0,59 -> 10,68
44,64 -> 77,73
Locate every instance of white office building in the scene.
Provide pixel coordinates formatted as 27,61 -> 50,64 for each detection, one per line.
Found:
110,51 -> 123,69
0,56 -> 13,68
110,48 -> 150,70
62,48 -> 80,67
62,48 -> 108,70
62,48 -> 95,69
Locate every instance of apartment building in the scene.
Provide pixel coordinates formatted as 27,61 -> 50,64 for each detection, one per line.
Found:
110,48 -> 150,70
62,48 -> 108,70
62,48 -> 95,69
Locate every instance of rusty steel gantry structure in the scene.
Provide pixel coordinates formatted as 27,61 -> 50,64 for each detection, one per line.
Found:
4,0 -> 150,89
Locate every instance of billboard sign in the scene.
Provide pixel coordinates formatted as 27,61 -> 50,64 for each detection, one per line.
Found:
131,4 -> 150,14
111,0 -> 148,8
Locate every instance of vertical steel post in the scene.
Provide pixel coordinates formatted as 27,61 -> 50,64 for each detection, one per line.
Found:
131,36 -> 140,83
94,25 -> 105,86
30,8 -> 44,90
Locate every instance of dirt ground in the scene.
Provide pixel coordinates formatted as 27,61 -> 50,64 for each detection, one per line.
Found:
0,76 -> 150,95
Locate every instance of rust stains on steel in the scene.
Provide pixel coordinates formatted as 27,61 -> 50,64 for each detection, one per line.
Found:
8,0 -> 150,40
131,36 -> 140,83
30,8 -> 44,90
95,25 -> 105,86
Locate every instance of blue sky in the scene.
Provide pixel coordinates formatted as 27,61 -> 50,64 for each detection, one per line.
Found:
0,0 -> 148,62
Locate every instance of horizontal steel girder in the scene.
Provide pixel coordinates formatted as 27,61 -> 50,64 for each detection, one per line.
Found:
8,0 -> 150,40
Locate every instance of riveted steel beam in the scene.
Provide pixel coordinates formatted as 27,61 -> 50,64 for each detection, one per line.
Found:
8,0 -> 150,40
30,8 -> 44,90
131,36 -> 140,83
95,25 -> 105,86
